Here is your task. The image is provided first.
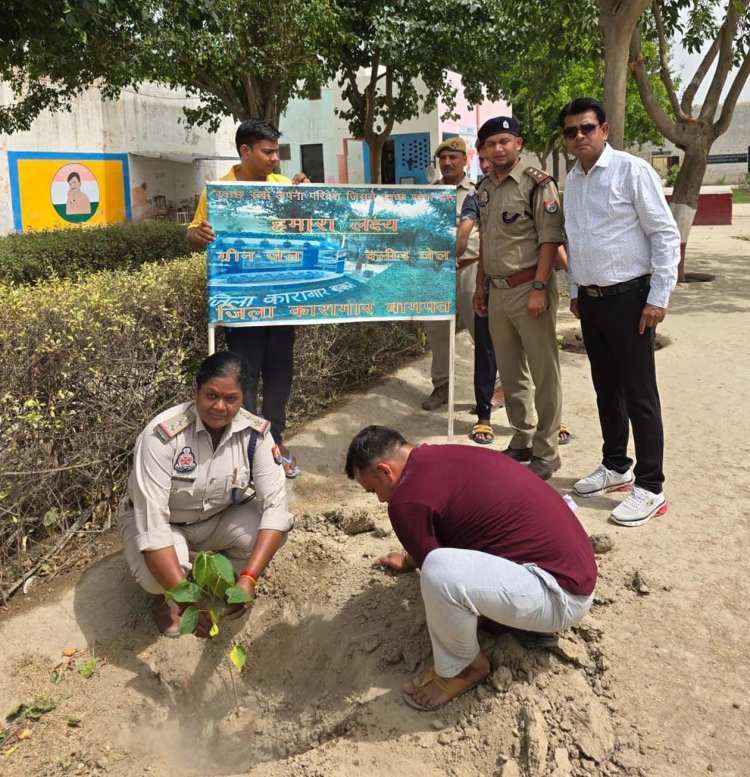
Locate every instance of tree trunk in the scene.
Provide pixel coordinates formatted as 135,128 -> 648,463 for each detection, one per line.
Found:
669,134 -> 711,282
552,148 -> 561,182
366,135 -> 387,184
596,0 -> 650,149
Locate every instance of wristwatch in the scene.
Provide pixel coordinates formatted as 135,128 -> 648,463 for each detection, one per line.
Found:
531,280 -> 546,290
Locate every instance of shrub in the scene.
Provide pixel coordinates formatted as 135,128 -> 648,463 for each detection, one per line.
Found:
664,164 -> 680,188
0,221 -> 191,285
0,257 -> 425,597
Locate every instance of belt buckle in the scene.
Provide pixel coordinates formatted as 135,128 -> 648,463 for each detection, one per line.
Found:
493,277 -> 510,289
586,286 -> 603,297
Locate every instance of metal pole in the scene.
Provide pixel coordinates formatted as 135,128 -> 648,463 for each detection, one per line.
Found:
447,316 -> 455,442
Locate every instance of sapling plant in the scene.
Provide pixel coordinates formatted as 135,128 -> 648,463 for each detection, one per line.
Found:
164,551 -> 254,637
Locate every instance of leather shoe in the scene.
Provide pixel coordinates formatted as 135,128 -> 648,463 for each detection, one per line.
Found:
421,385 -> 449,411
528,455 -> 561,481
501,446 -> 533,462
153,598 -> 181,638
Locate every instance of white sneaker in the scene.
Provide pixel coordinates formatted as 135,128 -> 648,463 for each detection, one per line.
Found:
610,486 -> 667,527
573,464 -> 634,497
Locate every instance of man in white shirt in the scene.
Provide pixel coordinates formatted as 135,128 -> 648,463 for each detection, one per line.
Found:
559,98 -> 680,527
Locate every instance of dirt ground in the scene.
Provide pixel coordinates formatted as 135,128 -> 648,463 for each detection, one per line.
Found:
1,206 -> 749,777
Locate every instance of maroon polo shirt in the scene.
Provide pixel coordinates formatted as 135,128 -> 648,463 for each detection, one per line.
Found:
388,445 -> 597,596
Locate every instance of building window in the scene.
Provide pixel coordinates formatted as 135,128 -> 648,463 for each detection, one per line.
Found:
301,144 -> 325,183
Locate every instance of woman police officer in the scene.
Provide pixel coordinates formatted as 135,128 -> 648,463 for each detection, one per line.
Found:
120,352 -> 294,637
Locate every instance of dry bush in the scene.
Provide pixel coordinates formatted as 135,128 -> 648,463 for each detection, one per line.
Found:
0,257 -> 425,598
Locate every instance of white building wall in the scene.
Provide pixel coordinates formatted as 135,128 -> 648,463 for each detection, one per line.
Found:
0,82 -> 237,232
279,88 -> 339,182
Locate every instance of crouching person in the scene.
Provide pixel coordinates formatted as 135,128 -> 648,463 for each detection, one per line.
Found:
345,426 -> 596,711
120,352 -> 294,637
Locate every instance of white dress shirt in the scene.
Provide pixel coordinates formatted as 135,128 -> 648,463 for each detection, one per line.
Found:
563,143 -> 680,308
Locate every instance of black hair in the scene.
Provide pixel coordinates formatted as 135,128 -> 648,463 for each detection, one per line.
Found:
475,138 -> 484,151
345,425 -> 407,479
195,351 -> 251,395
67,172 -> 81,183
558,98 -> 606,128
235,119 -> 282,154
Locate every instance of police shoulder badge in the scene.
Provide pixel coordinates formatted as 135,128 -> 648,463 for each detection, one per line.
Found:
543,199 -> 559,214
155,410 -> 196,442
174,446 -> 197,473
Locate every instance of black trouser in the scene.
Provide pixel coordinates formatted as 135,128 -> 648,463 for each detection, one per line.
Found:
578,285 -> 664,494
224,325 -> 296,445
473,308 -> 498,419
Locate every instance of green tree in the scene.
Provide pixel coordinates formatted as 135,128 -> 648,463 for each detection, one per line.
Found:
0,0 -> 138,132
629,0 -> 750,279
1,0 -> 343,133
514,42 -> 669,180
335,0 -> 507,183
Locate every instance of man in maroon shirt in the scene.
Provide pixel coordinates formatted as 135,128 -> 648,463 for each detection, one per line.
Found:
345,425 -> 597,711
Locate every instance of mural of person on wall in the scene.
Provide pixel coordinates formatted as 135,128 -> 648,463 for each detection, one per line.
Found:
51,163 -> 100,224
65,172 -> 92,216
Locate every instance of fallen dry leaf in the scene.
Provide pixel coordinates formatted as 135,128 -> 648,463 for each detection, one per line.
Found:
62,647 -> 78,657
17,730 -> 31,740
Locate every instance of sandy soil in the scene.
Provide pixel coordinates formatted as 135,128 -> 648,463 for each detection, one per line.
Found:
1,206 -> 749,777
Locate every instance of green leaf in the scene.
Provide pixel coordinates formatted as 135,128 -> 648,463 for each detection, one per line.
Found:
42,509 -> 58,528
165,580 -> 202,604
225,585 -> 254,605
229,644 -> 247,673
78,657 -> 98,678
210,553 -> 235,585
209,623 -> 219,638
179,606 -> 198,635
192,550 -> 213,590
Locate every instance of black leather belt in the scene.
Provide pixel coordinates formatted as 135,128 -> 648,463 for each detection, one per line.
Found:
580,274 -> 651,298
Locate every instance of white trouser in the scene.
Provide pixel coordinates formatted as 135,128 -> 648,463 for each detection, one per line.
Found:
420,547 -> 593,677
121,501 -> 282,594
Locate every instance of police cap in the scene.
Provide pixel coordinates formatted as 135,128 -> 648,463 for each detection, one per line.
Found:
478,116 -> 520,142
434,137 -> 467,157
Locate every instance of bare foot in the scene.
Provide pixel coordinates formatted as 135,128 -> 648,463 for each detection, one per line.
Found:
403,652 -> 490,710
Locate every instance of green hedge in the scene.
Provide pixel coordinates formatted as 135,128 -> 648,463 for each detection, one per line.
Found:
0,221 -> 191,285
0,256 -> 425,596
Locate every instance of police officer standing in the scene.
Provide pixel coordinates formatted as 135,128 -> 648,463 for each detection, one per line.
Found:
421,137 -> 480,411
472,117 -> 564,480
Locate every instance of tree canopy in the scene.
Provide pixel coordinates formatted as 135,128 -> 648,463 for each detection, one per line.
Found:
0,0 -> 343,133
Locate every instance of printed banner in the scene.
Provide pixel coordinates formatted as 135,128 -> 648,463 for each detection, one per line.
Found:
7,152 -> 131,232
206,183 -> 457,326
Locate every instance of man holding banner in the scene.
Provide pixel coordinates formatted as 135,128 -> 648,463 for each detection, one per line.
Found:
187,119 -> 308,479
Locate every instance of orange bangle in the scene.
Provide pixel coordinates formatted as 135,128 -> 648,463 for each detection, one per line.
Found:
240,571 -> 257,584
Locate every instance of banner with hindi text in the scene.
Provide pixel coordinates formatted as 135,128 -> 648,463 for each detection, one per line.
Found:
206,183 -> 456,326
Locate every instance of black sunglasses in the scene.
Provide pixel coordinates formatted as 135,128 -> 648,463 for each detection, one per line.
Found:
562,122 -> 600,140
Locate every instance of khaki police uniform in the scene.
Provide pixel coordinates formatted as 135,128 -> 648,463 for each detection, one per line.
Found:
477,161 -> 564,460
424,174 -> 480,388
120,401 -> 294,594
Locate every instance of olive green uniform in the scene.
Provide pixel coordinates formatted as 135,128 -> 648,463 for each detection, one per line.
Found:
477,161 -> 563,460
423,174 -> 479,389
